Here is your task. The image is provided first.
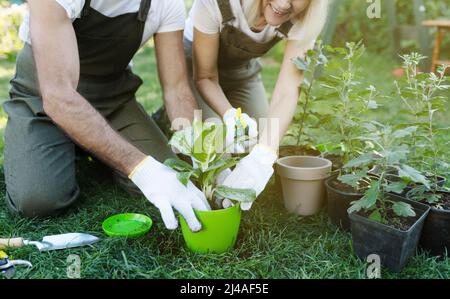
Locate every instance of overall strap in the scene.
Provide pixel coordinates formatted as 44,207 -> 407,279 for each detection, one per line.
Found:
217,0 -> 235,24
80,0 -> 91,17
276,21 -> 293,38
138,0 -> 152,22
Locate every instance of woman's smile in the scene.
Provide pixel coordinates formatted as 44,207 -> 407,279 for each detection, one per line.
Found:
263,0 -> 311,26
269,2 -> 291,17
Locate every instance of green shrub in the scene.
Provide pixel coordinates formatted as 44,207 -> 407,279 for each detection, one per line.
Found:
0,2 -> 25,61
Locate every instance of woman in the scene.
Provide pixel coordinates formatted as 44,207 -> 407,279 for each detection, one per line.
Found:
184,0 -> 329,209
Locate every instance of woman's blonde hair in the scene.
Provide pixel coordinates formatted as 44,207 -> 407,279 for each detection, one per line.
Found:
242,0 -> 329,46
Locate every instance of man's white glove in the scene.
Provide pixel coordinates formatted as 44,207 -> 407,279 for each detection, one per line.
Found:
223,108 -> 257,153
221,144 -> 278,210
129,156 -> 211,232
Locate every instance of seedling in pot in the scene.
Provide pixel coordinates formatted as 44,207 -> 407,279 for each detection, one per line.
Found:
318,41 -> 381,175
165,121 -> 256,254
343,121 -> 430,227
285,40 -> 328,150
344,122 -> 432,272
394,54 -> 449,191
165,120 -> 256,210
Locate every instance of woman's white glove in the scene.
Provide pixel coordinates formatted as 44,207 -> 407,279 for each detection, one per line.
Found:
221,145 -> 278,210
129,156 -> 211,232
223,108 -> 258,153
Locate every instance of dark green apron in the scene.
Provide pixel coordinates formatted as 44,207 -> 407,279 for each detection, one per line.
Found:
3,0 -> 174,218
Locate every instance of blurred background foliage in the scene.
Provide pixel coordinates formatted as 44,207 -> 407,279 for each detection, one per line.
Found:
1,0 -> 449,61
333,0 -> 450,55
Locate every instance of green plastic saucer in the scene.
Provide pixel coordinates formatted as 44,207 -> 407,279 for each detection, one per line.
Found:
102,213 -> 152,238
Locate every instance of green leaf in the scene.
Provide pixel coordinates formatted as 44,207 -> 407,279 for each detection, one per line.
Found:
384,181 -> 408,194
392,126 -> 417,138
385,149 -> 409,165
202,157 -> 240,187
369,210 -> 383,223
398,164 -> 430,189
215,185 -> 256,203
205,156 -> 240,173
344,153 -> 378,168
338,172 -> 366,189
315,143 -> 342,153
292,57 -> 309,71
169,127 -> 194,156
164,158 -> 194,173
191,122 -> 225,171
348,181 -> 380,213
392,201 -> 416,217
177,171 -> 194,186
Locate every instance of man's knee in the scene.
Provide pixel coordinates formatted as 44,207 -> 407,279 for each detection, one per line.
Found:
6,182 -> 80,218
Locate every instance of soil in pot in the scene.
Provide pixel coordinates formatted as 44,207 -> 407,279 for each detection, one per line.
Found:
322,154 -> 344,171
278,145 -> 321,158
179,203 -> 241,254
405,191 -> 450,257
325,176 -> 363,231
276,156 -> 332,216
349,194 -> 430,273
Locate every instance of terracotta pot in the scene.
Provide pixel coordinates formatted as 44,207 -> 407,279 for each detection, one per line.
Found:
276,156 -> 332,216
274,146 -> 322,195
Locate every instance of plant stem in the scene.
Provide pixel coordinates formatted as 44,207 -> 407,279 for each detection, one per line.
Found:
296,81 -> 314,147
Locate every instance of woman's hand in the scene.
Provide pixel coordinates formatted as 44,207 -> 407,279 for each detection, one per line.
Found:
223,108 -> 258,153
221,144 -> 278,210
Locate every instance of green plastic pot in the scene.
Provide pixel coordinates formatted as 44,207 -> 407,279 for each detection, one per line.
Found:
179,203 -> 241,254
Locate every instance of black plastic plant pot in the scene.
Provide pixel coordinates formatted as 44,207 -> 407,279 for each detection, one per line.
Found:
349,194 -> 430,273
405,191 -> 450,257
325,176 -> 363,231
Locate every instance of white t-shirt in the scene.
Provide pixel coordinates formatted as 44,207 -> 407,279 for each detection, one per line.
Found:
19,0 -> 186,46
184,0 -> 303,42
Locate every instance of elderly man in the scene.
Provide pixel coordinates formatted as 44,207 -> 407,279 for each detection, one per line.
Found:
3,0 -> 210,232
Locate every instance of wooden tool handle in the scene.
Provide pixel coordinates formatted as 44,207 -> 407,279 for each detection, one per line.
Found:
0,238 -> 25,249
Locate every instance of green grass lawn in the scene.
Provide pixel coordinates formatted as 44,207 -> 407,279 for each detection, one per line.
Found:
0,44 -> 449,279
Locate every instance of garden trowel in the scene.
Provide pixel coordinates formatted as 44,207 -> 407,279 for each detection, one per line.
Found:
0,233 -> 101,251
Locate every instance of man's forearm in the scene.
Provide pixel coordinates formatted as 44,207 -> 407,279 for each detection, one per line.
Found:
43,88 -> 146,175
164,83 -> 198,125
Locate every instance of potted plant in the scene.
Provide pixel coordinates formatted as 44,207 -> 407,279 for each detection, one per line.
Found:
165,121 -> 256,254
344,122 -> 431,272
280,41 -> 327,158
394,54 -> 449,190
395,60 -> 450,256
314,42 -> 380,230
275,41 -> 333,216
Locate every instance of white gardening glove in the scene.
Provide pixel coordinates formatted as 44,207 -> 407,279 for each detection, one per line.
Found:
215,168 -> 234,209
129,156 -> 211,232
222,144 -> 277,210
223,108 -> 258,154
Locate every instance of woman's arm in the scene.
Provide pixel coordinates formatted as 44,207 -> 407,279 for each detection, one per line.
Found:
193,28 -> 233,118
154,30 -> 199,127
259,40 -> 308,152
